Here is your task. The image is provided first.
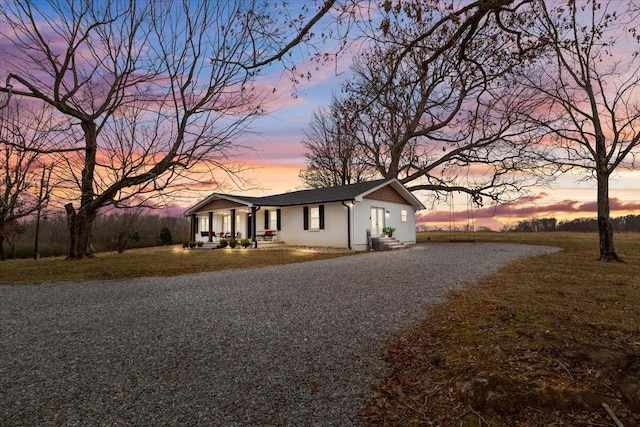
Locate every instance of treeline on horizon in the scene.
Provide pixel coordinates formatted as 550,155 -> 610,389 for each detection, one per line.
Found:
508,214 -> 640,233
417,214 -> 640,233
2,213 -> 638,260
3,212 -> 189,260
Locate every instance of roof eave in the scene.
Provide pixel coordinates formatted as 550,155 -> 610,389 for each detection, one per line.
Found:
390,180 -> 426,210
183,193 -> 254,216
356,178 -> 425,210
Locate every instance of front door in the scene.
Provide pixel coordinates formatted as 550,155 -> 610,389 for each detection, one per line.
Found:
370,207 -> 385,236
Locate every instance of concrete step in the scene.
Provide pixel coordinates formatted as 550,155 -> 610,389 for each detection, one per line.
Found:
371,236 -> 407,251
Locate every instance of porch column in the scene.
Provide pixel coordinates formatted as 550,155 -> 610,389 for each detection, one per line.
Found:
231,209 -> 236,238
251,206 -> 258,248
208,211 -> 213,242
190,214 -> 196,241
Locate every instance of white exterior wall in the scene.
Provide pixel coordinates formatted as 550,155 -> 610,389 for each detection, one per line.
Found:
277,203 -> 349,248
192,198 -> 418,250
351,199 -> 417,250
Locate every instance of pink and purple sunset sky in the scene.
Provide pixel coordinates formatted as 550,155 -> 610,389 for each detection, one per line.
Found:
209,58 -> 639,231
2,1 -> 637,230
209,0 -> 640,231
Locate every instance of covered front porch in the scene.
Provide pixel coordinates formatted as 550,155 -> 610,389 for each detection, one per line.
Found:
186,195 -> 282,248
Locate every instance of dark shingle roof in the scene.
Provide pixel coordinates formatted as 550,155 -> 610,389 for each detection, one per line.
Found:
185,178 -> 424,215
237,179 -> 389,206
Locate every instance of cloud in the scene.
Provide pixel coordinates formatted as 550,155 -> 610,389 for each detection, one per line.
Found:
474,217 -> 505,230
157,205 -> 189,217
417,195 -> 640,227
247,26 -> 362,116
495,197 -> 640,218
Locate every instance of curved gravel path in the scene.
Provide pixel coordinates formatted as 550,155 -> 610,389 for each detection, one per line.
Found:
1,243 -> 559,426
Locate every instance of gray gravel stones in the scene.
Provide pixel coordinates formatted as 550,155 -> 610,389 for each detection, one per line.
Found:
0,243 -> 559,426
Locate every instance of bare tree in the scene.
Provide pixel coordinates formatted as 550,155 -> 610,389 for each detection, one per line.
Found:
113,211 -> 142,254
0,0 -> 338,259
356,0 -> 541,75
299,97 -> 376,188
516,0 -> 640,261
0,101 -> 57,260
316,6 -> 550,206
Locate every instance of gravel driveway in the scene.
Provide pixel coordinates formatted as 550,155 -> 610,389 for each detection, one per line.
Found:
1,243 -> 559,426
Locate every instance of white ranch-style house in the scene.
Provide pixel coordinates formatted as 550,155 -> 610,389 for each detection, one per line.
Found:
184,178 -> 425,251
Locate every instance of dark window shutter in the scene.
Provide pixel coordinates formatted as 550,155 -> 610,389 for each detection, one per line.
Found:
230,209 -> 236,236
264,210 -> 269,229
276,209 -> 281,231
303,206 -> 309,230
319,205 -> 325,230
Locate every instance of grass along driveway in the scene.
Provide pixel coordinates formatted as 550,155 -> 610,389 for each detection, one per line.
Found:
361,232 -> 640,426
0,245 -> 353,285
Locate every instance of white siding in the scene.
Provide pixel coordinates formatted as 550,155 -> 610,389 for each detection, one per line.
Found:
352,199 -> 417,249
277,203 -> 349,248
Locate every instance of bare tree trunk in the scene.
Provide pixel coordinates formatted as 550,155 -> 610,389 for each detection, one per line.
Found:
0,235 -> 5,261
116,214 -> 140,254
65,203 -> 96,259
63,120 -> 99,259
596,170 -> 621,262
116,228 -> 127,253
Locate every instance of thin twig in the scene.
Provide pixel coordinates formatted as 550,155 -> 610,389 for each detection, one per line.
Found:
467,406 -> 492,427
552,348 -> 575,381
556,360 -> 575,380
575,421 -> 614,426
397,395 -> 428,418
602,402 -> 625,427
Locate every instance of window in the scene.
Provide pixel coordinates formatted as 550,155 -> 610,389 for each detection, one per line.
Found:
401,209 -> 408,222
264,209 -> 281,230
303,205 -> 324,230
310,207 -> 320,229
222,214 -> 230,233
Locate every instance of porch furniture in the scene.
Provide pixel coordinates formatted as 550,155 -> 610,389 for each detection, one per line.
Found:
201,231 -> 219,241
257,230 -> 276,241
